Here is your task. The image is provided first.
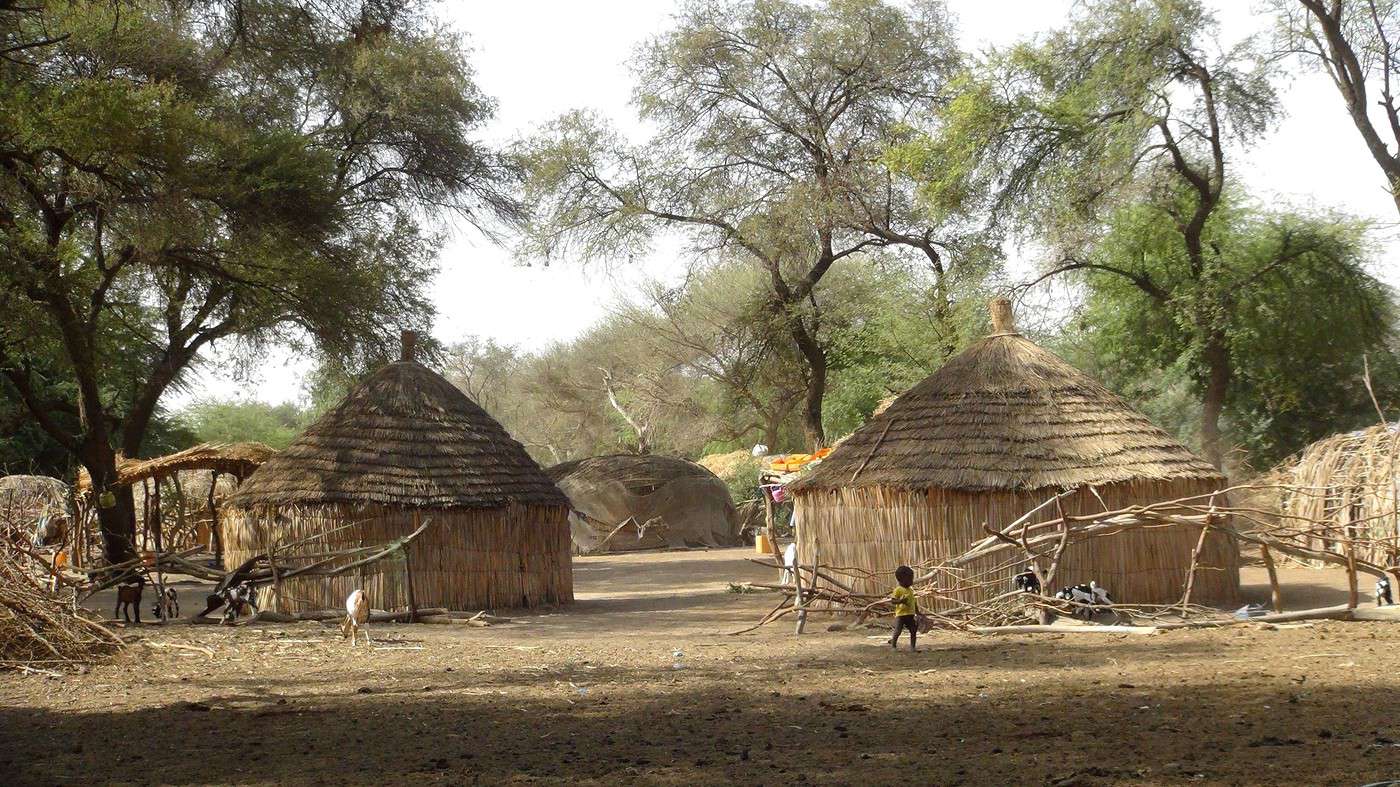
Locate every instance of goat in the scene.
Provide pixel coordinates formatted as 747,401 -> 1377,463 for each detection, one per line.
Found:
341,589 -> 370,646
1055,583 -> 1097,620
1377,577 -> 1394,607
220,583 -> 259,625
151,586 -> 179,621
1013,566 -> 1041,594
114,576 -> 145,623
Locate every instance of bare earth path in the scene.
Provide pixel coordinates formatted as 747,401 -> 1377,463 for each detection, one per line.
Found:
3,548 -> 1399,786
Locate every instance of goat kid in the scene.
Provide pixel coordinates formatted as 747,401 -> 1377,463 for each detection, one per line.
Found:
220,583 -> 259,625
1377,577 -> 1394,607
341,589 -> 371,646
114,576 -> 146,623
151,586 -> 179,621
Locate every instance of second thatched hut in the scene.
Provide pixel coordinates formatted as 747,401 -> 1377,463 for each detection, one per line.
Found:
225,333 -> 572,613
789,300 -> 1239,607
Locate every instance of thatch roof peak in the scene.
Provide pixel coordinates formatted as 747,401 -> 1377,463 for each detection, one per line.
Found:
230,358 -> 566,509
792,329 -> 1221,493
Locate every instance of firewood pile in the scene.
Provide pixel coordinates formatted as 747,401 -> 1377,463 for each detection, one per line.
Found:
738,482 -> 1400,636
0,543 -> 122,671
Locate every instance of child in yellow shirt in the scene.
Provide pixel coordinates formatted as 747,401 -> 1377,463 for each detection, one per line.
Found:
889,564 -> 918,651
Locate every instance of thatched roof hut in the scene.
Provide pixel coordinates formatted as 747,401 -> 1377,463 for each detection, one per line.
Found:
225,333 -> 572,612
547,454 -> 741,553
1275,423 -> 1400,566
789,299 -> 1239,606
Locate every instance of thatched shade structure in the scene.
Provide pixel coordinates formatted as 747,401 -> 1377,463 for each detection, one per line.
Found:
225,333 -> 572,612
76,442 -> 275,560
547,454 -> 741,553
1276,423 -> 1400,566
74,442 -> 273,493
789,299 -> 1239,606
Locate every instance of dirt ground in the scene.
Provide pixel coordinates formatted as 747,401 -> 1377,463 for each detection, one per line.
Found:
4,548 -> 1400,786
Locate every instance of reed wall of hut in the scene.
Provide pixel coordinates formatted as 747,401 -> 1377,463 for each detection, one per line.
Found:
794,480 -> 1238,607
224,503 -> 572,612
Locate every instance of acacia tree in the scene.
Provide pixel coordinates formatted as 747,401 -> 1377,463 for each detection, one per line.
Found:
517,0 -> 974,449
1273,0 -> 1400,214
1064,199 -> 1395,469
615,262 -> 807,450
905,0 -> 1284,466
0,1 -> 520,562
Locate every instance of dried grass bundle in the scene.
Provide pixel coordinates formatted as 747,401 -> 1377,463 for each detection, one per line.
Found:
1275,423 -> 1400,566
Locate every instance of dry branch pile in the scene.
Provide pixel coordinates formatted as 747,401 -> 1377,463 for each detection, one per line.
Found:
0,545 -> 122,669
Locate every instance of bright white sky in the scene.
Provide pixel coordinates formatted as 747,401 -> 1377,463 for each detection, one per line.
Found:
174,0 -> 1400,409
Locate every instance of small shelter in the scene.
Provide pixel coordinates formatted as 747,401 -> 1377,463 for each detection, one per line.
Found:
225,333 -> 572,612
76,442 -> 274,561
1275,423 -> 1400,566
789,299 -> 1239,606
548,454 -> 741,552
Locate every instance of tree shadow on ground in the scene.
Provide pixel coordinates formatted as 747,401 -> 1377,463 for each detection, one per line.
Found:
5,669 -> 1400,786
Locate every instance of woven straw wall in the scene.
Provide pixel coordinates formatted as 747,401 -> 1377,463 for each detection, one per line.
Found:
793,479 -> 1239,607
223,502 -> 572,612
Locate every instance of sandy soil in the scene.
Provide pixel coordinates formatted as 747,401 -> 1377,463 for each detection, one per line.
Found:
3,548 -> 1400,786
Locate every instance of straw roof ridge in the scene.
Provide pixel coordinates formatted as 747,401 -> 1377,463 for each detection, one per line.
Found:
547,454 -> 724,496
75,442 -> 275,492
792,332 -> 1221,492
230,361 -> 567,509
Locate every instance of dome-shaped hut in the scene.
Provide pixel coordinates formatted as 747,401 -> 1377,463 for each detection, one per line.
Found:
789,300 -> 1238,606
225,333 -> 572,612
547,454 -> 741,553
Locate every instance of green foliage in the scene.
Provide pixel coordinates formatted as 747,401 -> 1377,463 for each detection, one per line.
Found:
0,0 -> 516,476
1062,198 -> 1398,469
176,399 -> 313,450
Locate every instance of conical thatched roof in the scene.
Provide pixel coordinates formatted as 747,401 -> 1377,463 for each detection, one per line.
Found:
792,300 -> 1221,493
231,335 -> 566,509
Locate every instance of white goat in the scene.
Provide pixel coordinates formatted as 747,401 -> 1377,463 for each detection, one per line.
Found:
341,589 -> 371,646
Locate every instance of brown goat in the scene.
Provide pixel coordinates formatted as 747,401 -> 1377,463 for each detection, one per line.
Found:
115,579 -> 144,623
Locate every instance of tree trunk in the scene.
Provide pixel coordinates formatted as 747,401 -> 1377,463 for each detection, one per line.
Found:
83,439 -> 136,565
1199,331 -> 1231,470
788,320 -> 827,450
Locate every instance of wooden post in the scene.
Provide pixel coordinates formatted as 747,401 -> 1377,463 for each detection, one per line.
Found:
405,513 -> 420,622
207,471 -> 223,567
141,479 -> 151,552
792,559 -> 806,636
1260,544 -> 1283,613
151,477 -> 164,554
1346,526 -> 1360,609
1181,504 -> 1215,616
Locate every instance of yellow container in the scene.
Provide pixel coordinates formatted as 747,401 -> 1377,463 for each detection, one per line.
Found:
755,532 -> 773,555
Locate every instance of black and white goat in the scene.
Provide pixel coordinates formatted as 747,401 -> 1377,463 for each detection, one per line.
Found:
220,583 -> 259,625
1013,566 -> 1041,594
1055,581 -> 1113,619
151,586 -> 179,621
1377,577 -> 1394,607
